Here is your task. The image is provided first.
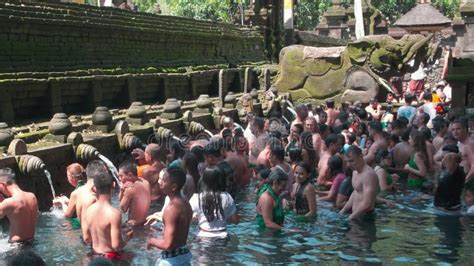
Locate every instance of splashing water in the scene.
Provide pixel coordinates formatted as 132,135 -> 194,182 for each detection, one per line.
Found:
204,129 -> 214,138
98,154 -> 121,189
43,170 -> 56,198
287,106 -> 297,117
48,206 -> 65,220
233,122 -> 243,129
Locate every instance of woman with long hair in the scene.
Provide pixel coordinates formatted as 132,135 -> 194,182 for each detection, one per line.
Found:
291,161 -> 317,217
374,149 -> 399,193
404,130 -> 428,189
189,166 -> 239,238
319,155 -> 345,203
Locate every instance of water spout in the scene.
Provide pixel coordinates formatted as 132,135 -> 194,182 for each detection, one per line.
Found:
286,106 -> 297,117
172,136 -> 181,142
233,122 -> 243,129
43,169 -> 56,198
204,129 -> 214,138
98,154 -> 121,189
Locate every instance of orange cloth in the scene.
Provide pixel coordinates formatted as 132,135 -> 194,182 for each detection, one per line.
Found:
432,93 -> 441,103
137,164 -> 149,178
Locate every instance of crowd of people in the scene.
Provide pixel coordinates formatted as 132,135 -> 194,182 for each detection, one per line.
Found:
1,79 -> 474,265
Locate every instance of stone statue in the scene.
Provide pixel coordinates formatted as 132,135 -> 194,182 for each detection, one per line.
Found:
275,34 -> 435,103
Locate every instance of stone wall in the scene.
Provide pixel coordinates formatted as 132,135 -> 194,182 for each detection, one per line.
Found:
0,0 -> 267,123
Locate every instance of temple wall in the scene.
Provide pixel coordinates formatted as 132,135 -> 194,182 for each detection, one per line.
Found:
0,0 -> 267,123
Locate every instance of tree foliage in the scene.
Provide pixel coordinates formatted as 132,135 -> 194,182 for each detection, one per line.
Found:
295,0 -> 331,30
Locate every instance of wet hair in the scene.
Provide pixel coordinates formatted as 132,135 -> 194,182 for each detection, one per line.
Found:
266,137 -> 281,149
398,117 -> 409,127
452,117 -> 468,129
419,113 -> 430,124
419,127 -> 433,141
166,166 -> 187,191
432,119 -> 446,133
253,117 -> 265,130
199,166 -> 225,222
204,141 -> 222,157
410,130 -> 428,159
326,100 -> 335,108
328,155 -> 343,177
400,128 -> 411,141
423,92 -> 432,101
389,134 -> 400,144
8,250 -> 46,266
270,145 -> 285,162
319,111 -> 328,118
304,116 -> 319,133
292,123 -> 304,135
296,161 -> 312,175
295,104 -> 308,119
391,119 -> 403,130
0,168 -> 15,185
258,168 -> 271,180
405,93 -> 414,103
170,141 -> 185,160
368,121 -> 383,133
183,152 -> 200,187
325,133 -> 339,147
346,132 -> 356,144
88,257 -> 113,266
268,130 -> 282,140
444,132 -> 457,144
145,143 -> 162,161
300,131 -> 316,166
86,160 -> 107,180
267,168 -> 288,184
442,144 -> 459,154
346,145 -> 362,157
375,149 -> 390,164
119,161 -> 138,177
288,147 -> 303,163
94,173 -> 113,195
190,145 -> 205,163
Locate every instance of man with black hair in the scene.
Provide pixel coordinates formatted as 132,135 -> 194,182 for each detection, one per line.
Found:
451,118 -> 474,184
118,161 -> 151,225
340,145 -> 378,220
270,145 -> 294,195
0,168 -> 38,243
434,145 -> 465,211
419,91 -> 437,128
82,173 -> 133,260
317,134 -> 344,187
141,143 -> 165,201
249,117 -> 269,164
148,167 -> 193,265
391,128 -> 414,178
433,119 -> 448,151
204,141 -> 236,197
414,112 -> 430,130
326,99 -> 339,127
364,121 -> 388,166
397,93 -> 416,123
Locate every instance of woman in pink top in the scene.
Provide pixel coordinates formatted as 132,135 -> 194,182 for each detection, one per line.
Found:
319,155 -> 345,203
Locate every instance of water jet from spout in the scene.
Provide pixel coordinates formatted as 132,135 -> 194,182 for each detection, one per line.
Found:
98,154 -> 121,189
43,169 -> 56,199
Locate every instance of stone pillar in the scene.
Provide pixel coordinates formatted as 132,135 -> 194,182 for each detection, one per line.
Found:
0,86 -> 14,124
263,68 -> 271,91
218,69 -> 226,108
244,67 -> 252,93
49,81 -> 63,114
89,79 -> 103,112
450,81 -> 467,115
127,75 -> 137,104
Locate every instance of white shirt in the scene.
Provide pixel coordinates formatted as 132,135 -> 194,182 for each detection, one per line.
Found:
189,192 -> 236,237
467,205 -> 474,215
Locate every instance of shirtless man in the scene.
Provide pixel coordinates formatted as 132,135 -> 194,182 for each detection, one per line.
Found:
451,118 -> 474,183
53,163 -> 85,218
317,134 -> 344,187
53,160 -> 105,224
291,104 -> 308,127
340,146 -> 378,220
364,121 -> 388,166
0,168 -> 38,242
147,167 -> 193,265
326,99 -> 339,127
249,117 -> 269,164
391,129 -> 414,177
257,137 -> 281,169
141,144 -> 165,201
270,145 -> 294,195
433,119 -> 448,152
304,116 -> 323,157
82,173 -> 133,259
118,162 -> 151,225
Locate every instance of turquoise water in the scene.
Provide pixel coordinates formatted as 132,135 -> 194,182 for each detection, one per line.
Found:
1,183 -> 474,265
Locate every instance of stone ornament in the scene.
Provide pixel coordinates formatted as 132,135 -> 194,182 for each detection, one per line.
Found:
127,102 -> 146,119
92,107 -> 113,125
0,122 -> 14,147
48,113 -> 72,135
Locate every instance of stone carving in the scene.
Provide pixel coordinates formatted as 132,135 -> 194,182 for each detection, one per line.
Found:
0,122 -> 14,147
92,107 -> 113,126
48,113 -> 72,135
161,98 -> 183,120
275,34 -> 434,103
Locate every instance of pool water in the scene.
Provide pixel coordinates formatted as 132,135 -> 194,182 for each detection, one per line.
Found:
1,182 -> 474,265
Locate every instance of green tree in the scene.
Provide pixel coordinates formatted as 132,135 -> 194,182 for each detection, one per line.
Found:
295,0 -> 331,30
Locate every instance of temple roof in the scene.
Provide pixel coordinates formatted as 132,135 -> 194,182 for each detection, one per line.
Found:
394,3 -> 451,27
